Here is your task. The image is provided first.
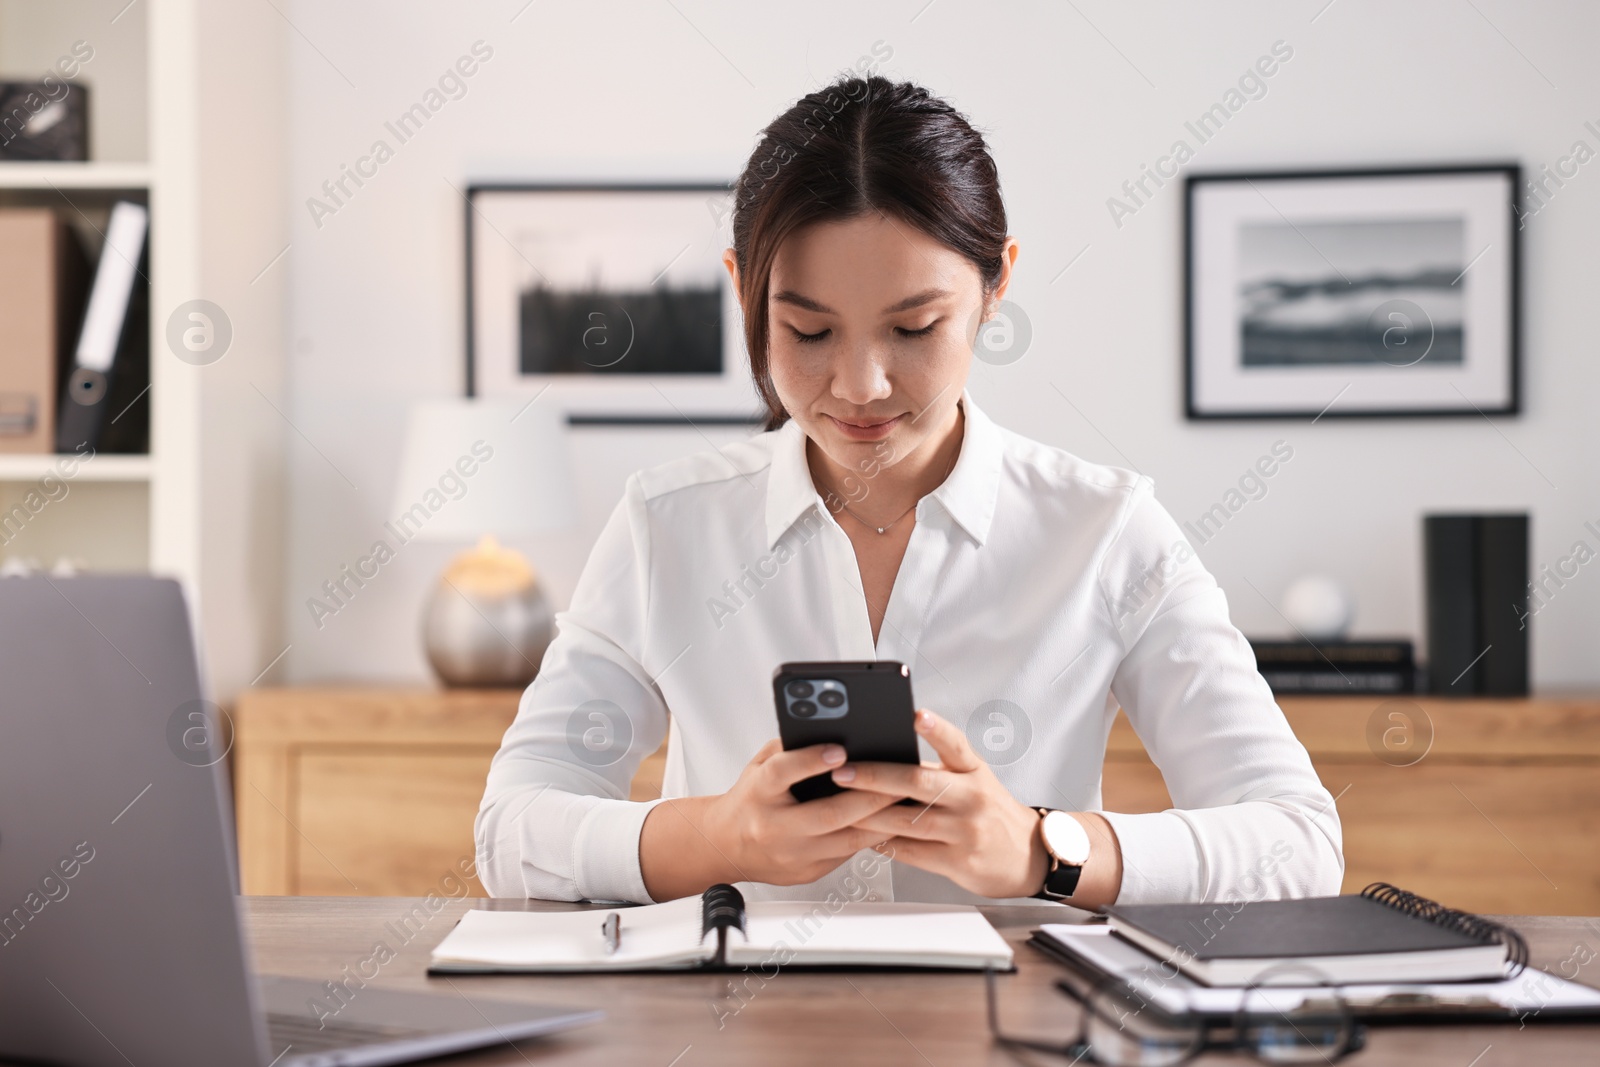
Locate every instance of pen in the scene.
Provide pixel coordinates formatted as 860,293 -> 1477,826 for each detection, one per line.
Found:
601,911 -> 621,955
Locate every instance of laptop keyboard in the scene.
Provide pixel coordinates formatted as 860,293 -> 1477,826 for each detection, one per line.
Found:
266,1011 -> 430,1056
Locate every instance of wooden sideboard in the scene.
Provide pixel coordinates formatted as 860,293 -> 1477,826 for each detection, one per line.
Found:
1103,695 -> 1600,916
233,688 -> 662,898
233,689 -> 1600,913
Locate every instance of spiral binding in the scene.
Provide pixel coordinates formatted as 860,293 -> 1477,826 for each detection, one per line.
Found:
701,883 -> 748,967
1360,881 -> 1528,978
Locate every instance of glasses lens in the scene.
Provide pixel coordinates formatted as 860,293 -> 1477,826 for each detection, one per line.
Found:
1084,980 -> 1204,1067
1247,1019 -> 1354,1065
1237,969 -> 1357,1065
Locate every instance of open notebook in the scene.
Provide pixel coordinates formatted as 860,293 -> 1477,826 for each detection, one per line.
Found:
428,884 -> 1015,973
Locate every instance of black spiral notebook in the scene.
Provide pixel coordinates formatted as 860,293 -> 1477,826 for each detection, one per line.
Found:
1098,883 -> 1527,986
429,884 -> 1015,973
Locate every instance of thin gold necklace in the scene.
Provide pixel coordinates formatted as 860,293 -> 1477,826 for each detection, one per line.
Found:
825,451 -> 959,535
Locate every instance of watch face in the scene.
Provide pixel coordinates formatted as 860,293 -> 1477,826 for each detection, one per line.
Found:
1041,810 -> 1091,867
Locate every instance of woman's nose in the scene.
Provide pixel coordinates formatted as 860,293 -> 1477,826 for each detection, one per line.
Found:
830,344 -> 892,405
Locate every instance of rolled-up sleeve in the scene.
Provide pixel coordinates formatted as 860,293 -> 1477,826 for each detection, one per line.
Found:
1092,476 -> 1344,904
475,473 -> 669,903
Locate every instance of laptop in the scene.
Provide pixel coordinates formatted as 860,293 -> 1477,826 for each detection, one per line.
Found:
0,575 -> 602,1067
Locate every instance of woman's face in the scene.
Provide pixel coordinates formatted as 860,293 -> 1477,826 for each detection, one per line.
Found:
728,214 -> 1016,477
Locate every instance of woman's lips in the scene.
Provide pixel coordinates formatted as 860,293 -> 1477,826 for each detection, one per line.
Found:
827,413 -> 904,441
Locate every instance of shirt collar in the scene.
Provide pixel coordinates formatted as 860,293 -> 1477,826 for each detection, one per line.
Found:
763,389 -> 1003,549
930,391 -> 1003,546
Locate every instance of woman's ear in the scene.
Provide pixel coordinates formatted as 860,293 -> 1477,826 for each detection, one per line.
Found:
722,248 -> 743,311
989,237 -> 1020,312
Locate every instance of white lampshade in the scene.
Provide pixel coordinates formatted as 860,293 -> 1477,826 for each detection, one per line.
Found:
388,398 -> 576,543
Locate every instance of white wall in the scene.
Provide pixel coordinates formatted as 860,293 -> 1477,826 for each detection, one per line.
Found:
277,0 -> 1600,688
196,0 -> 289,700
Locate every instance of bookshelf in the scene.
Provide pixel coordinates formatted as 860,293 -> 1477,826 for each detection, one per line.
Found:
0,161 -> 153,189
0,0 -> 184,589
0,453 -> 152,481
0,0 -> 288,699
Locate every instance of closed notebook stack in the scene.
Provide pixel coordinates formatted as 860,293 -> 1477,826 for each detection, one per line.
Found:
1029,922 -> 1600,1024
1097,882 -> 1522,986
0,209 -> 90,453
1249,638 -> 1415,695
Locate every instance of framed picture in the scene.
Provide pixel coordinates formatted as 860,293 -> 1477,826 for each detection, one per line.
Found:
465,182 -> 763,424
1185,165 -> 1520,419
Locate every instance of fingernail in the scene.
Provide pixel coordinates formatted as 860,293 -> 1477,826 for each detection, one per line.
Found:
822,745 -> 846,764
915,709 -> 930,730
832,766 -> 856,783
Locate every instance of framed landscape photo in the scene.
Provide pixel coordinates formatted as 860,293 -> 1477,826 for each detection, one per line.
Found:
465,182 -> 763,424
1185,165 -> 1520,419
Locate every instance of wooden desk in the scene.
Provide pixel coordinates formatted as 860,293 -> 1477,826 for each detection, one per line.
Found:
235,689 -> 1600,914
243,896 -> 1600,1065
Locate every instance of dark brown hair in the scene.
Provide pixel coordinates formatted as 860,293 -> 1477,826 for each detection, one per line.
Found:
730,76 -> 1009,431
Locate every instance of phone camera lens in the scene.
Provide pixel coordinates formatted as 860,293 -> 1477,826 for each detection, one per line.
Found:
818,689 -> 845,708
791,699 -> 817,718
787,681 -> 815,699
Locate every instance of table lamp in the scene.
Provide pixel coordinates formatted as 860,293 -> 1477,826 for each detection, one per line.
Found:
390,398 -> 576,687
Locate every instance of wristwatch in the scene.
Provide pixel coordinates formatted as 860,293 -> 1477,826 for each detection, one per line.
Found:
1031,807 -> 1091,901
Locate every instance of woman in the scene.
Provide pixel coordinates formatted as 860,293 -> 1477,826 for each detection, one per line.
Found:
477,77 -> 1343,908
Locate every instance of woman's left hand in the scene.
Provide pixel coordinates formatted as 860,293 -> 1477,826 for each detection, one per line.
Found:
833,707 -> 1049,899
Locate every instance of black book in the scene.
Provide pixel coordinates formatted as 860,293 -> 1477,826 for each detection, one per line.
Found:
1250,639 -> 1417,694
1476,517 -> 1529,694
1258,669 -> 1414,695
1424,515 -> 1529,695
1248,638 -> 1414,668
1100,883 -> 1525,986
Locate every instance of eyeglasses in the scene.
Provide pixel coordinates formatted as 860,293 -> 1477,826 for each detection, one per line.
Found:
984,964 -> 1366,1066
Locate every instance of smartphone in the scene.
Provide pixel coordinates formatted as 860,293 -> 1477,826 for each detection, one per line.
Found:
773,660 -> 921,805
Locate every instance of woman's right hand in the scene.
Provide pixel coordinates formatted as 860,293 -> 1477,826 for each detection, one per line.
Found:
640,739 -> 906,901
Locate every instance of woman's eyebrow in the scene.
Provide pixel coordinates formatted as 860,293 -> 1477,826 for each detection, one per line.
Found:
771,287 -> 952,315
881,287 -> 951,314
773,289 -> 832,313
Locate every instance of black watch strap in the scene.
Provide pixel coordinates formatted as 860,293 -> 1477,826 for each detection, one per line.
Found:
1037,855 -> 1084,899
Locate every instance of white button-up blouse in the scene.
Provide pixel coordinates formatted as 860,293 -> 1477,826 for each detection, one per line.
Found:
476,392 -> 1344,907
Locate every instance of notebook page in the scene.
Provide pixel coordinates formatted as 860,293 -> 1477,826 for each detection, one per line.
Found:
430,897 -> 708,970
728,901 -> 1013,967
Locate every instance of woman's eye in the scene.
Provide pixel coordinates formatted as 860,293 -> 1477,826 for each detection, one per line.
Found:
895,321 -> 939,339
789,326 -> 830,344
